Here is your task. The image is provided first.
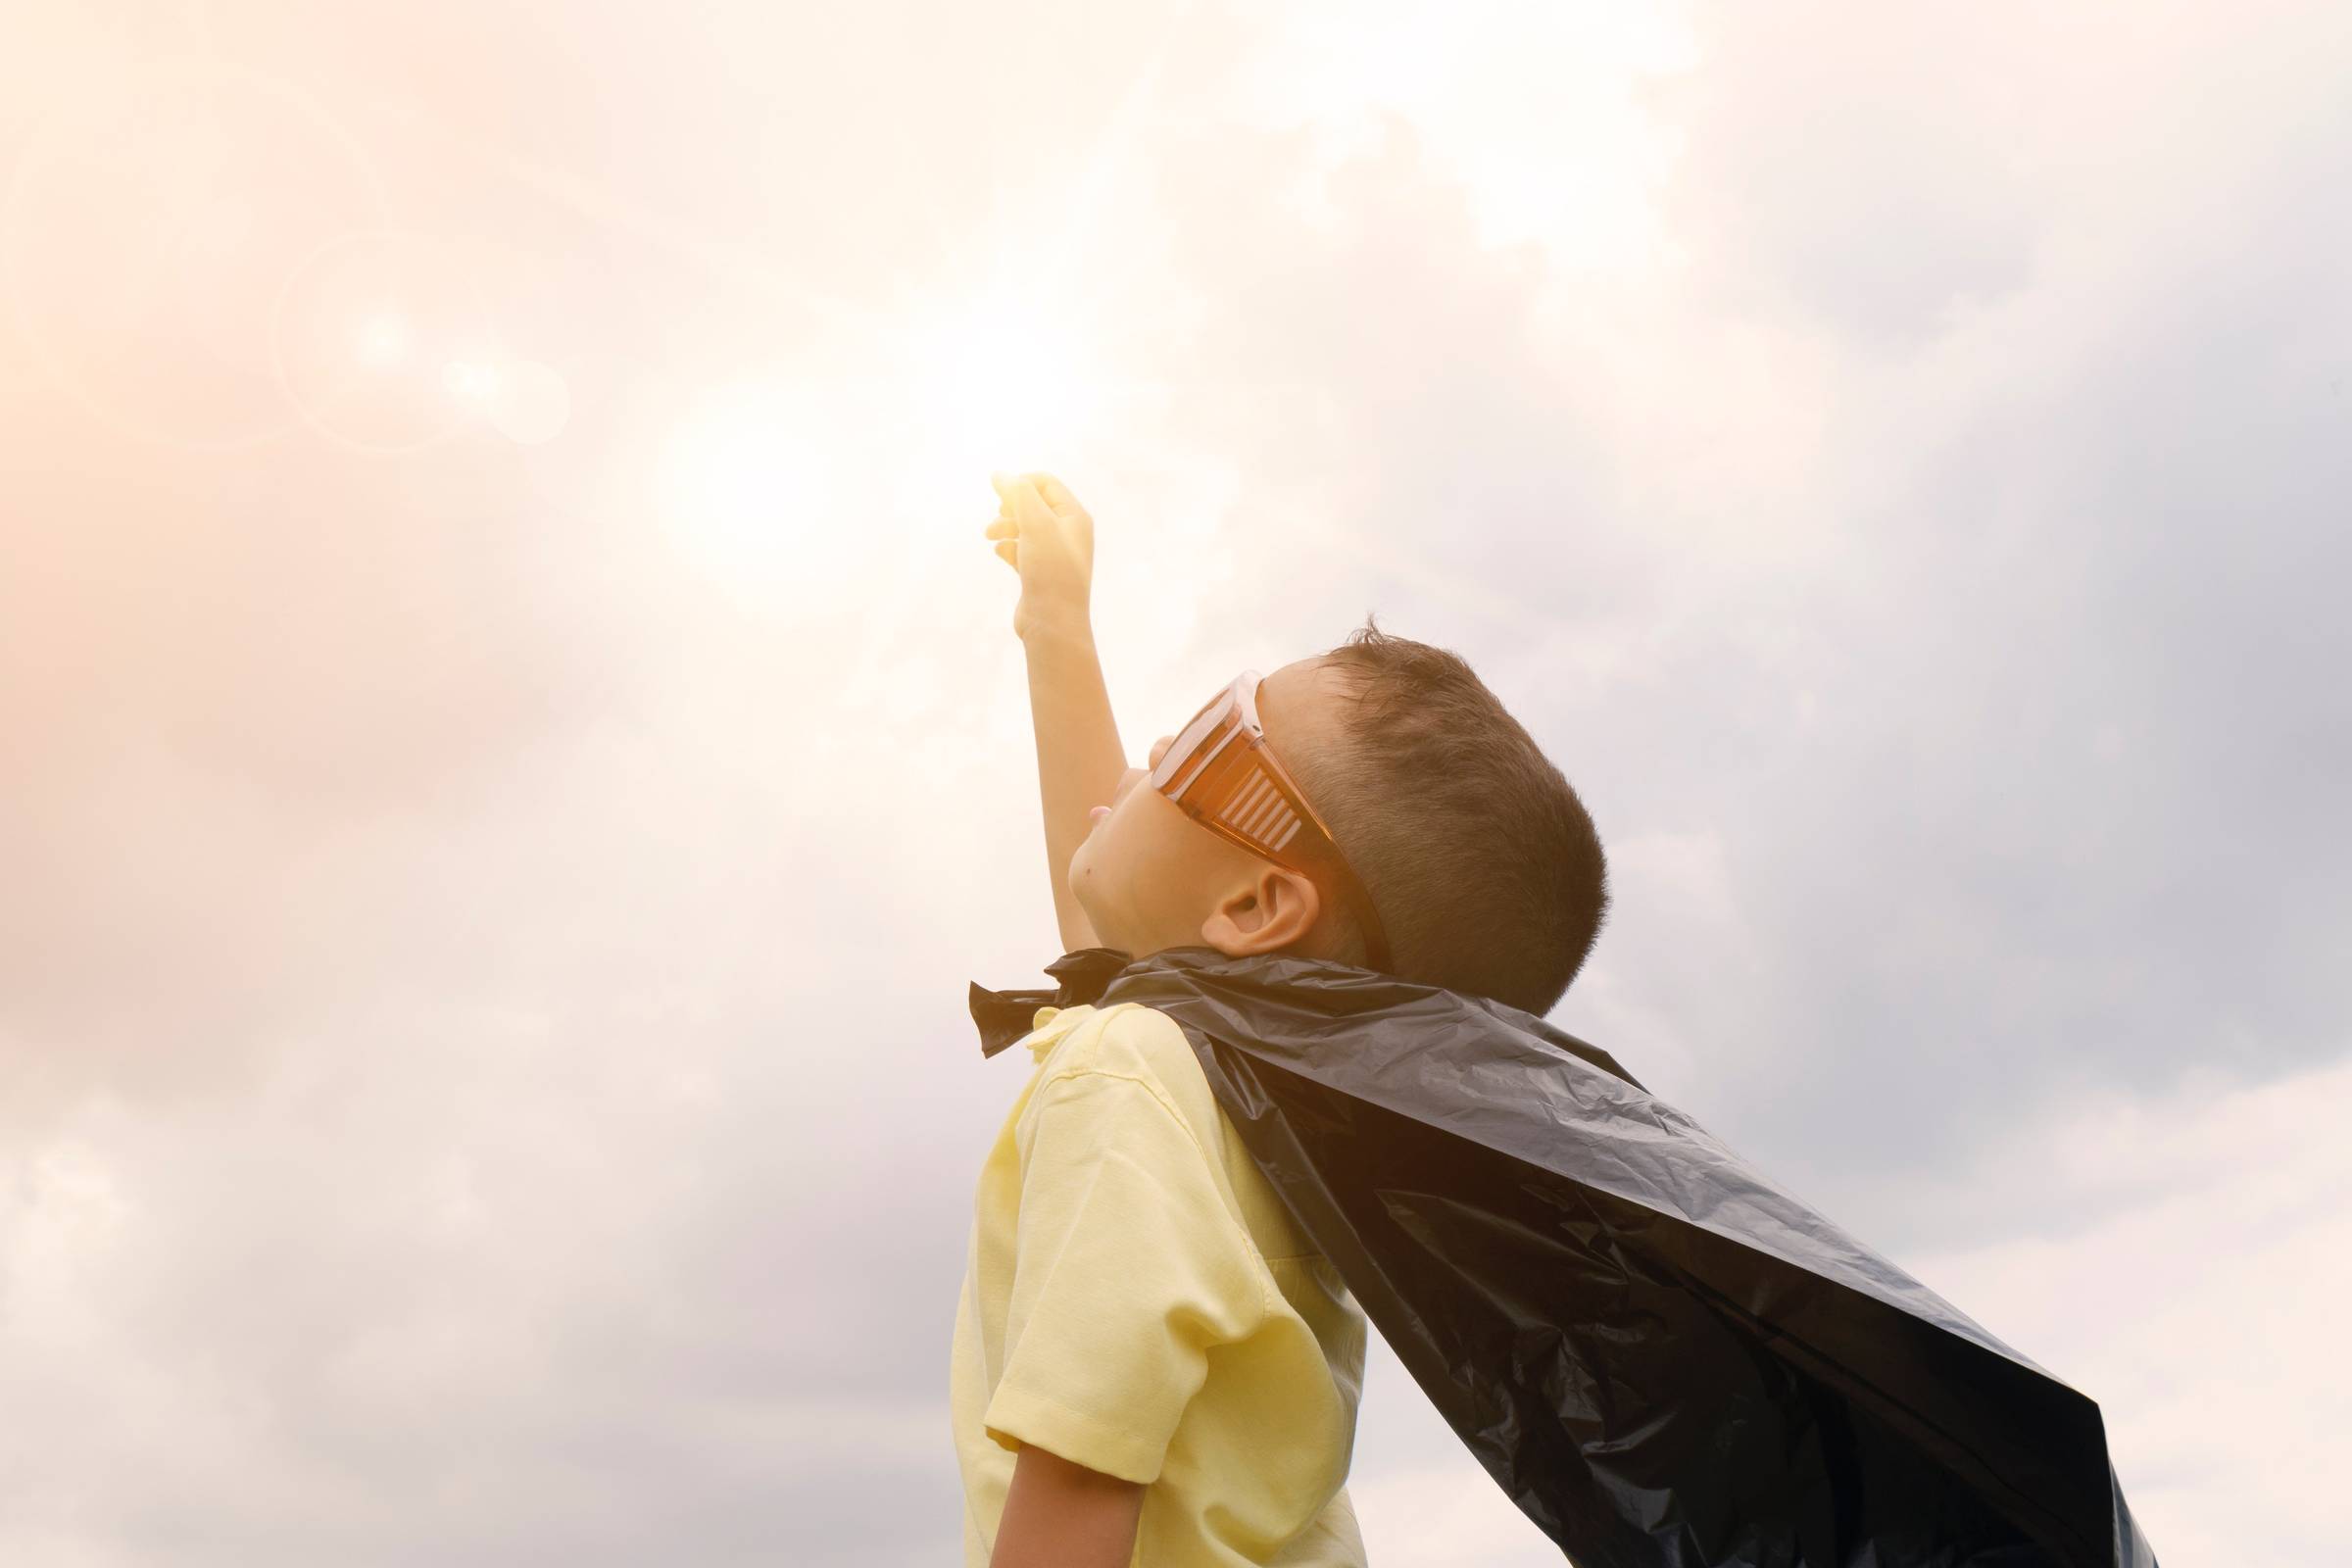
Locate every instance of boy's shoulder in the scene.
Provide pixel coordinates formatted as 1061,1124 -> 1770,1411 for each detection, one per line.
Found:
1021,999 -> 1327,1270
1032,1001 -> 1197,1090
1024,1002 -> 1227,1146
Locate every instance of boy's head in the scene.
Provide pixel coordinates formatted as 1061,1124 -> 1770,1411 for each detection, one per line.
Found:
1068,615 -> 1609,1017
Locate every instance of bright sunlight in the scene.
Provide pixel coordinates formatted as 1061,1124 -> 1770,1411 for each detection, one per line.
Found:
654,274 -> 1126,600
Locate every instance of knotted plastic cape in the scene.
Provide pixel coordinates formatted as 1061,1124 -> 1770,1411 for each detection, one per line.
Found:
969,945 -> 2157,1568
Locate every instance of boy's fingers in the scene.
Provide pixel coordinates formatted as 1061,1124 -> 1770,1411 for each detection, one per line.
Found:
1032,473 -> 1081,517
994,541 -> 1017,566
991,471 -> 1035,512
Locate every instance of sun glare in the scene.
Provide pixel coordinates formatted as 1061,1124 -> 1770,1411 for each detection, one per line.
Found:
892,290 -> 1107,507
651,275 -> 1132,603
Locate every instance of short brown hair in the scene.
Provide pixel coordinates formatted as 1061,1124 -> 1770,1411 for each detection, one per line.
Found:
1290,613 -> 1609,1017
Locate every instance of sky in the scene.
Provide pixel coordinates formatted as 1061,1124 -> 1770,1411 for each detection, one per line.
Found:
1,1 -> 2347,1563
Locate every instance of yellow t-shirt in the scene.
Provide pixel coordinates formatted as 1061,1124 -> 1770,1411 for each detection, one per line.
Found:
951,1000 -> 1369,1567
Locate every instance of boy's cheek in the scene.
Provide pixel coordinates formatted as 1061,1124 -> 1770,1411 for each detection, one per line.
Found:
1074,818 -> 1119,882
1074,814 -> 1145,898
1069,818 -> 1117,888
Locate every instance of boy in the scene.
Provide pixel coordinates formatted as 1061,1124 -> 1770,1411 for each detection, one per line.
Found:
952,472 -> 1610,1567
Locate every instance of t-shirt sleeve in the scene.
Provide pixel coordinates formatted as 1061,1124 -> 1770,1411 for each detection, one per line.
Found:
982,1066 -> 1269,1485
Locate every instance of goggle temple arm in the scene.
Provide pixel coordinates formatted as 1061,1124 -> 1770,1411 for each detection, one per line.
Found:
1185,733 -> 1396,975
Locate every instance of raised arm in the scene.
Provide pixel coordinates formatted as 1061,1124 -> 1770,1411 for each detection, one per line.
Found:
987,473 -> 1128,956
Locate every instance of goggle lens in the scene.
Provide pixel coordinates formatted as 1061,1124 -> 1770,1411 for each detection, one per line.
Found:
1152,685 -> 1236,791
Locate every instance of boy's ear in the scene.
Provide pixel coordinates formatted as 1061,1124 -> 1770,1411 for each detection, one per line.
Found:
1199,866 -> 1326,957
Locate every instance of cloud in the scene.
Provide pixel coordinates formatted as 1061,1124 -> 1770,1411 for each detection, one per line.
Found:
1131,0 -> 2352,1236
1906,1054 -> 2352,1565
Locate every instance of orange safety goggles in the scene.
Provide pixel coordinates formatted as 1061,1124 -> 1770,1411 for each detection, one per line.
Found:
1150,670 -> 1395,974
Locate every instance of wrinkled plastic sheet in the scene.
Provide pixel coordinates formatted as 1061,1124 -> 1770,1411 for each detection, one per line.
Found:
1076,948 -> 2159,1568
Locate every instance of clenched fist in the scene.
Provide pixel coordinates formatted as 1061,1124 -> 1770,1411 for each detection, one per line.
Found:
985,471 -> 1096,643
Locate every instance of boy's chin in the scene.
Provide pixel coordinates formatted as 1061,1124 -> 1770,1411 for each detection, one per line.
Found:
1070,907 -> 1130,956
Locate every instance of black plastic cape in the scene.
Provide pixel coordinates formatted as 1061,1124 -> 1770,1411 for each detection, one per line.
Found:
969,946 -> 2157,1568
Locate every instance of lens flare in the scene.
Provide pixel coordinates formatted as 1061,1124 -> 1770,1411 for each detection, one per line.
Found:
271,230 -> 495,452
443,360 -> 502,402
485,360 -> 571,446
355,314 -> 410,368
